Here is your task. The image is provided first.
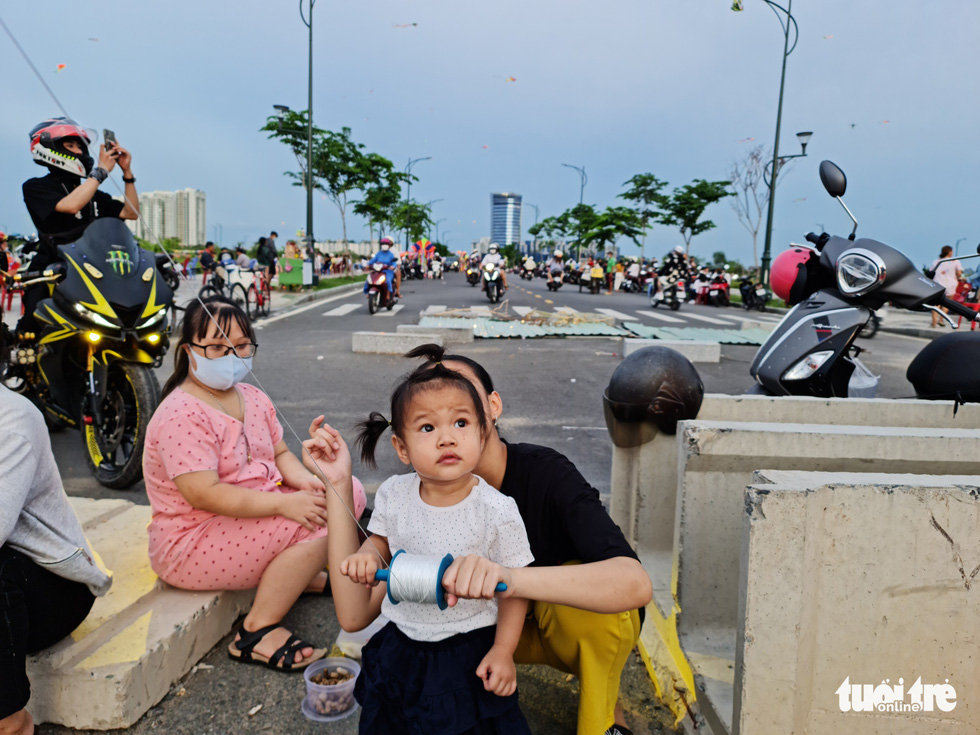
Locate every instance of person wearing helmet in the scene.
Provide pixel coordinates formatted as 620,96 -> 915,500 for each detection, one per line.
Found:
365,236 -> 401,298
19,118 -> 139,332
546,249 -> 564,286
481,242 -> 508,291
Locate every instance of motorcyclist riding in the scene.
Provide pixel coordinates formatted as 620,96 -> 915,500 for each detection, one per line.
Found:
364,236 -> 401,298
481,242 -> 508,291
546,249 -> 565,286
18,118 -> 139,333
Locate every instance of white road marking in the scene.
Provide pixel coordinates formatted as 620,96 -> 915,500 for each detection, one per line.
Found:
638,310 -> 686,324
556,306 -> 580,314
595,308 -> 635,321
375,304 -> 405,317
560,426 -> 607,431
322,303 -> 361,317
512,306 -> 533,316
256,289 -> 360,327
422,305 -> 447,314
678,311 -> 738,326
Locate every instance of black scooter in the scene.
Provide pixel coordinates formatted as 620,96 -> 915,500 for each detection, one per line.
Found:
750,160 -> 980,399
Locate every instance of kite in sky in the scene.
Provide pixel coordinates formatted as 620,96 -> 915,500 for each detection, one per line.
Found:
88,37 -> 99,42
55,64 -> 66,73
393,23 -> 417,28
736,137 -> 755,143
880,120 -> 890,124
505,76 -> 517,83
823,35 -> 834,40
481,145 -> 489,149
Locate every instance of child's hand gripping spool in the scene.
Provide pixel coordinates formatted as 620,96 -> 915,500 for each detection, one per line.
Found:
375,550 -> 507,610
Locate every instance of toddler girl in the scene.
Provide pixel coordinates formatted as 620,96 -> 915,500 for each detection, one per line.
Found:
306,365 -> 534,734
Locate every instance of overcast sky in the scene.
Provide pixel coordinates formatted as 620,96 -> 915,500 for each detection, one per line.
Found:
1,0 -> 977,267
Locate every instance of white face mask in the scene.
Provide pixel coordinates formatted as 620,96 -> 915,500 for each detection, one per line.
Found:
381,244 -> 390,251
189,351 -> 252,391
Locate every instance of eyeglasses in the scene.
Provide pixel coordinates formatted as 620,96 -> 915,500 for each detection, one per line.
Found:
189,342 -> 258,359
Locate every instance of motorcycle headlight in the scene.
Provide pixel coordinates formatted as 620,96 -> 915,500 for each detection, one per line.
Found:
73,302 -> 120,328
783,350 -> 834,381
137,309 -> 167,329
836,248 -> 886,296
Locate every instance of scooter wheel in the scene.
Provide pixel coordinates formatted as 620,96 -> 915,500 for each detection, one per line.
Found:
669,300 -> 681,312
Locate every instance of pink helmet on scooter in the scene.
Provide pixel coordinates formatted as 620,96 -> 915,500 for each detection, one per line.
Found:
770,247 -> 815,305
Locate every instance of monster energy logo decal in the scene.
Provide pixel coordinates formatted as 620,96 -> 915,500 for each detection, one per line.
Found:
106,249 -> 133,275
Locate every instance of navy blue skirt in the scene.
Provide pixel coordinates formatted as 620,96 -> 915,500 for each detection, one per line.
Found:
354,622 -> 531,735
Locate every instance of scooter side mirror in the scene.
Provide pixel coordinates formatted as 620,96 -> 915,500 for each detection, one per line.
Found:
976,243 -> 980,255
819,160 -> 847,198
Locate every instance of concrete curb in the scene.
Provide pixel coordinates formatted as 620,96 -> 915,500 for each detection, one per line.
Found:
352,331 -> 446,354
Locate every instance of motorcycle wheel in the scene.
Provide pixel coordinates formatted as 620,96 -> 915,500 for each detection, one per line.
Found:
669,300 -> 681,312
756,302 -> 767,313
488,285 -> 499,304
386,295 -> 395,311
82,363 -> 159,489
591,282 -> 599,295
229,283 -> 249,317
164,270 -> 181,291
368,291 -> 380,314
245,284 -> 260,321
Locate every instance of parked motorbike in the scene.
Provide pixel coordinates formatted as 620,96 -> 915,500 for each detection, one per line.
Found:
706,276 -> 731,307
365,263 -> 397,314
739,277 -> 770,312
482,262 -> 503,303
2,218 -> 174,488
750,160 -> 980,399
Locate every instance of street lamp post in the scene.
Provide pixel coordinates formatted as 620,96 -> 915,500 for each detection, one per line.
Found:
734,0 -> 803,285
561,164 -> 587,259
524,202 -> 539,255
434,218 -> 446,243
954,238 -> 966,256
404,156 -> 431,250
299,0 -> 316,251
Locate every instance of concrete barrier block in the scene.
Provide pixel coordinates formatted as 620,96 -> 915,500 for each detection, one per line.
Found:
736,477 -> 980,735
351,331 -> 445,354
397,323 -> 475,343
621,338 -> 720,362
26,498 -> 254,730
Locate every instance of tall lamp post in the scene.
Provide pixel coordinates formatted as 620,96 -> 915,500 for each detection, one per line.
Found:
524,202 -> 539,255
733,0 -> 803,285
404,156 -> 431,249
561,164 -> 587,205
299,0 -> 316,250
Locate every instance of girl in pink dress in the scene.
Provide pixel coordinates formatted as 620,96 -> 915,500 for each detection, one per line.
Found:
143,295 -> 365,672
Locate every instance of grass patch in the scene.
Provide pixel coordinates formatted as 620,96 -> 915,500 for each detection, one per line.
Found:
315,275 -> 362,290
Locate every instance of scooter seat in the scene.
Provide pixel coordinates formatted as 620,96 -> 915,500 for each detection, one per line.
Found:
906,331 -> 980,402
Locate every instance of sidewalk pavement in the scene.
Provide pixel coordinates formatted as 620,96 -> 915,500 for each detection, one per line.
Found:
752,303 -> 974,340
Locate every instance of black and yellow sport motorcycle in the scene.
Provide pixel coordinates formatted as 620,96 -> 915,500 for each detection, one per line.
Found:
4,218 -> 174,488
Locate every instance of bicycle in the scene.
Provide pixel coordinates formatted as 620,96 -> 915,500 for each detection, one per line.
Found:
199,265 -> 249,316
244,268 -> 272,320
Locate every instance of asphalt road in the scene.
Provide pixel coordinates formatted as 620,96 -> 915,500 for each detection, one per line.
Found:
51,270 -> 931,506
37,272 -> 935,735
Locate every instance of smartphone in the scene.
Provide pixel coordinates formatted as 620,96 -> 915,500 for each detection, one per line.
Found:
103,129 -> 117,151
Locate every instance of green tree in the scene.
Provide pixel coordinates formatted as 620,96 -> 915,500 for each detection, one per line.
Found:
528,215 -> 567,249
391,201 -> 432,244
659,179 -> 732,255
498,243 -> 519,266
582,206 -> 644,257
562,204 -> 599,259
353,160 -> 411,241
619,173 -> 669,261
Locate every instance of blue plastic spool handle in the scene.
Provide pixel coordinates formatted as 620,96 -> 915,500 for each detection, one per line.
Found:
375,551 -> 507,610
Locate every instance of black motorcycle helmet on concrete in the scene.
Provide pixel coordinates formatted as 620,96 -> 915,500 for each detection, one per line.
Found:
603,346 -> 705,448
29,117 -> 94,177
906,331 -> 980,402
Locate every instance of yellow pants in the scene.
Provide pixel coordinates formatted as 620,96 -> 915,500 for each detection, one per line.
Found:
515,597 -> 642,734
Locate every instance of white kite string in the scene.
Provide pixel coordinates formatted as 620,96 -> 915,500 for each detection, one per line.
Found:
0,13 -> 386,571
385,554 -> 447,605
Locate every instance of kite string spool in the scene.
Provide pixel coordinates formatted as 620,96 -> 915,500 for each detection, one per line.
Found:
384,553 -> 447,605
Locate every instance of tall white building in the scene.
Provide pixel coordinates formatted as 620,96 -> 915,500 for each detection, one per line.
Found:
126,188 -> 205,246
490,192 -> 522,247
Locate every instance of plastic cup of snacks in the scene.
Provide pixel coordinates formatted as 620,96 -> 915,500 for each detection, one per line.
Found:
302,657 -> 361,722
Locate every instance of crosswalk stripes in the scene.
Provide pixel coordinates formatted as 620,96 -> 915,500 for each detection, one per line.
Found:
322,303 -> 361,317
375,304 -> 405,317
637,310 -> 686,324
674,311 -> 738,326
594,308 -> 636,321
555,306 -> 580,314
512,306 -> 533,317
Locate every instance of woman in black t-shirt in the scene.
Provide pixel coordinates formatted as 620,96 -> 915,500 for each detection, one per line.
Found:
402,345 -> 652,735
